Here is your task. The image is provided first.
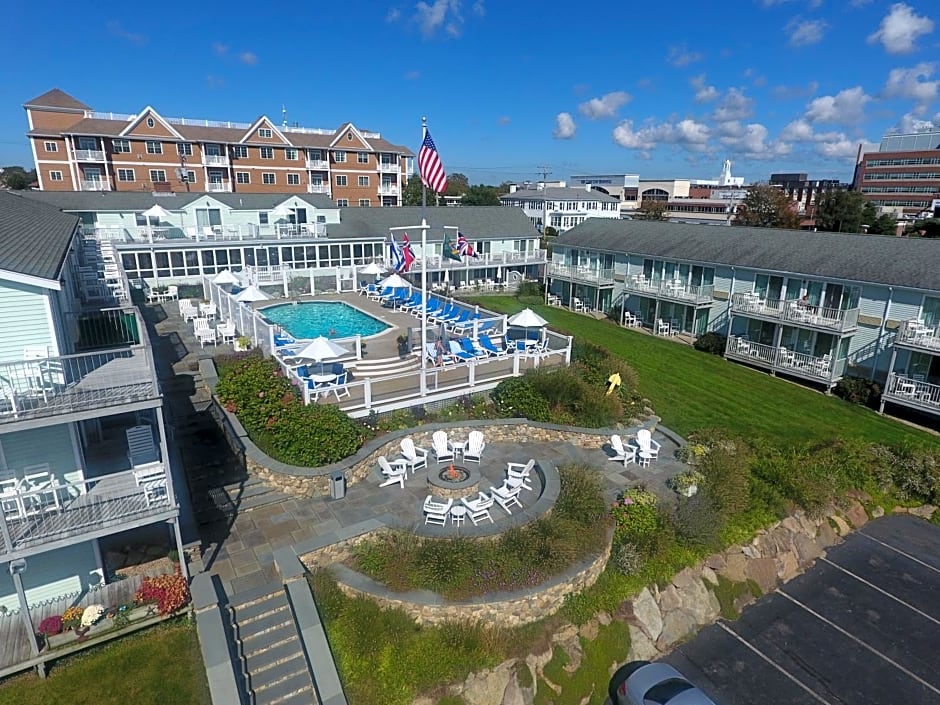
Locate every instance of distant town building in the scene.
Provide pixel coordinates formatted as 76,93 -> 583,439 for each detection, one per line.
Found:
499,183 -> 620,232
769,173 -> 848,228
853,127 -> 940,218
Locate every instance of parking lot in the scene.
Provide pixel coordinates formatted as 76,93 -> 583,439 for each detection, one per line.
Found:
663,514 -> 940,705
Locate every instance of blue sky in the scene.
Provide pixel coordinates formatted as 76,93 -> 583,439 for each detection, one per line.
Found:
1,1 -> 938,185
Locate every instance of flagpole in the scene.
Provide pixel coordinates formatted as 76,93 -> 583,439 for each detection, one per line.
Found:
420,117 -> 428,396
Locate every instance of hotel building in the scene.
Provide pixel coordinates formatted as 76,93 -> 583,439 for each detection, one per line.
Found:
853,128 -> 940,218
24,89 -> 413,206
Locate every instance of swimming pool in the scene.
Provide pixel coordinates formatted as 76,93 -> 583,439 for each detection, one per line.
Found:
262,301 -> 390,339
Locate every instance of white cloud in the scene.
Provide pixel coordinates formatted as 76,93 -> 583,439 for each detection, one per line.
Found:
212,42 -> 229,56
691,75 -> 719,102
472,0 -> 485,16
895,112 -> 936,132
404,70 -> 421,80
412,0 -> 481,38
804,86 -> 871,124
815,136 -> 860,160
772,81 -> 819,100
786,18 -> 828,46
386,7 -> 401,22
867,3 -> 935,54
578,91 -> 631,119
553,113 -> 577,139
667,45 -> 703,67
716,121 -> 790,159
713,88 -> 754,122
106,21 -> 147,45
780,118 -> 816,141
238,51 -> 258,65
779,119 -> 870,161
612,118 -> 711,152
497,115 -> 511,126
882,63 -> 939,105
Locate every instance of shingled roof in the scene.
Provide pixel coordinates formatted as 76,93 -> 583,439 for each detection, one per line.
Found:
19,190 -> 334,212
0,192 -> 79,283
555,219 -> 940,291
326,207 -> 539,240
24,88 -> 91,111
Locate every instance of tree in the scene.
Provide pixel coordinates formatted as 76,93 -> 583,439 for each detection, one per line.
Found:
445,172 -> 470,197
814,189 -> 869,233
734,185 -> 800,229
496,181 -> 513,195
543,226 -> 558,238
461,184 -> 500,206
868,213 -> 898,236
402,176 -> 423,206
905,218 -> 940,238
0,166 -> 36,190
634,199 -> 669,221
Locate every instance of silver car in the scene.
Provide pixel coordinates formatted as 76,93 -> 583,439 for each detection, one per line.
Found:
610,661 -> 719,705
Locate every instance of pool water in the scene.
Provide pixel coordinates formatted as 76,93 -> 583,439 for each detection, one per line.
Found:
261,302 -> 389,339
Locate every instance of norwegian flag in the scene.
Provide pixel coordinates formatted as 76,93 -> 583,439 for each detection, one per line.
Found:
456,232 -> 478,259
400,233 -> 416,273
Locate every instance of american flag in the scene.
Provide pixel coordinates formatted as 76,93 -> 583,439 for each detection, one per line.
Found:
418,129 -> 448,194
456,232 -> 477,258
400,233 -> 416,272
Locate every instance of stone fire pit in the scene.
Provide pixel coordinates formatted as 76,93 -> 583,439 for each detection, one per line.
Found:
427,464 -> 481,500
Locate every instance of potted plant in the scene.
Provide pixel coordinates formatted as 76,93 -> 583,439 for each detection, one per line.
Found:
668,469 -> 705,497
235,336 -> 252,352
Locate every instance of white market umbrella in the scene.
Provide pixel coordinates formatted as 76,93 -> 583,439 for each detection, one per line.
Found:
378,273 -> 411,289
496,266 -> 503,281
212,269 -> 239,285
507,308 -> 548,328
295,336 -> 350,362
360,262 -> 385,275
142,204 -> 171,219
271,203 -> 292,219
442,268 -> 449,284
235,284 -> 271,302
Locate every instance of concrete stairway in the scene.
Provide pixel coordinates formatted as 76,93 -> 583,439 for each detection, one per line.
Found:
229,582 -> 318,705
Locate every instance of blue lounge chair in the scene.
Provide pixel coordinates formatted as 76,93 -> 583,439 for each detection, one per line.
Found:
452,313 -> 482,336
447,310 -> 471,330
460,338 -> 487,358
430,303 -> 458,324
273,332 -> 294,347
448,340 -> 475,361
478,334 -> 507,357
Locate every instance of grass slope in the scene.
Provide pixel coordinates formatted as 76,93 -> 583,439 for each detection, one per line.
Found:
480,297 -> 933,446
0,621 -> 210,705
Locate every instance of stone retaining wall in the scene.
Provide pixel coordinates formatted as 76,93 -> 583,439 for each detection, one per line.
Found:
301,531 -> 613,629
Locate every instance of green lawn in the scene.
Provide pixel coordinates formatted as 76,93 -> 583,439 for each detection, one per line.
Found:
480,296 -> 935,446
0,621 -> 210,705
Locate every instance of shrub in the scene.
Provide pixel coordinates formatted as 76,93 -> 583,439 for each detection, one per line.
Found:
612,542 -> 641,576
685,429 -> 752,518
38,615 -> 63,636
693,331 -> 727,356
490,376 -> 551,421
673,488 -> 724,549
868,444 -> 940,503
833,376 -> 882,409
516,282 -> 544,298
610,488 -> 659,546
555,464 -> 608,523
135,572 -> 190,615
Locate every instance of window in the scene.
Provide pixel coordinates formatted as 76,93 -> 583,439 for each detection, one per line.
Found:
112,138 -> 130,153
262,172 -> 276,184
357,152 -> 369,164
78,137 -> 97,150
285,148 -> 298,160
334,150 -> 346,163
259,213 -> 269,225
44,141 -> 58,152
146,117 -> 155,128
308,149 -> 321,160
49,171 -> 63,181
150,169 -> 167,183
337,199 -> 349,207
260,146 -> 274,159
358,175 -> 370,187
146,140 -> 163,155
177,143 -> 193,156
236,172 -> 250,184
336,175 -> 348,186
232,145 -> 248,159
117,168 -> 136,182
287,173 -> 300,185
258,127 -> 272,138
359,199 -> 371,207
186,170 -> 197,183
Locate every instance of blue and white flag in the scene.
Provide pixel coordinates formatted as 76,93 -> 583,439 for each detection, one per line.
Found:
389,234 -> 404,272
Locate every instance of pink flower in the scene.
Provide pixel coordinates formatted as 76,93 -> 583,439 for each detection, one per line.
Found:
258,391 -> 265,398
622,497 -> 634,506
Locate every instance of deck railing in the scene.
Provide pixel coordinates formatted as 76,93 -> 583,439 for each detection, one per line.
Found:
548,263 -> 616,285
623,276 -> 715,303
306,160 -> 330,170
724,336 -> 843,384
0,465 -> 173,557
730,293 -> 858,332
895,320 -> 940,353
204,155 -> 230,166
74,149 -> 105,161
882,374 -> 940,412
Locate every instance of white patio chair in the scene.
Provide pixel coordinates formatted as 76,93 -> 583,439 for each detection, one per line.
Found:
610,435 -> 636,464
461,492 -> 495,525
330,371 -> 352,401
196,326 -> 219,348
378,457 -> 408,488
506,459 -> 535,491
134,465 -> 167,507
423,495 -> 453,526
464,430 -> 485,464
431,430 -> 454,463
491,483 -> 523,514
217,321 -> 237,344
378,455 -> 408,477
400,438 -> 428,474
656,319 -> 670,335
635,429 -> 661,460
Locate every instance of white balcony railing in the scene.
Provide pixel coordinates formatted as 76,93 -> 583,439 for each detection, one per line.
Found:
204,154 -> 230,166
409,249 -> 547,273
895,320 -> 940,353
549,262 -> 616,286
624,275 -> 715,304
378,162 -> 400,173
882,374 -> 940,412
74,149 -> 105,161
80,180 -> 111,192
378,185 -> 399,196
306,159 -> 330,170
725,336 -> 843,383
730,293 -> 859,333
307,183 -> 330,194
206,182 -> 232,192
0,466 -> 173,557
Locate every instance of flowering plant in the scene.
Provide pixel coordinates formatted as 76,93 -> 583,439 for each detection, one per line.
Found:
81,604 -> 105,628
610,487 -> 659,544
62,606 -> 84,631
135,572 -> 190,615
38,615 -> 63,636
667,469 -> 705,494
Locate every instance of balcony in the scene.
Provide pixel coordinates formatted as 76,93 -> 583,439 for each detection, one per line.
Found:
206,182 -> 232,193
378,184 -> 399,196
74,149 -> 105,161
80,180 -> 111,192
624,275 -> 715,306
307,183 -> 330,194
881,374 -> 940,416
724,336 -> 844,386
306,159 -> 330,170
894,320 -> 940,354
408,249 -> 547,273
730,293 -> 859,333
548,262 -> 616,286
204,154 -> 230,166
378,162 -> 400,173
0,465 -> 174,560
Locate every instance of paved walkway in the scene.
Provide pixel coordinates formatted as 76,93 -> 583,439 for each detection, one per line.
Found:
144,299 -> 687,596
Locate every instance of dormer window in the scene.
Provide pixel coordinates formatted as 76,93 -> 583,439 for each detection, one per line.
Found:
259,127 -> 272,138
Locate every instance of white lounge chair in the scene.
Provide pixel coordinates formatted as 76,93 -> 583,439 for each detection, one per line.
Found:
431,431 -> 454,463
461,492 -> 495,525
400,438 -> 428,474
217,321 -> 237,344
379,457 -> 408,488
464,430 -> 485,464
610,435 -> 636,465
491,483 -> 522,514
635,429 -> 662,461
506,459 -> 535,491
423,496 -> 453,526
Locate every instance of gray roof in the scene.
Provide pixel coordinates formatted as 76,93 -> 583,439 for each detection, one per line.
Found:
24,88 -> 90,111
0,192 -> 78,282
555,219 -> 940,291
500,187 -> 620,204
18,190 -> 334,212
327,207 -> 540,240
